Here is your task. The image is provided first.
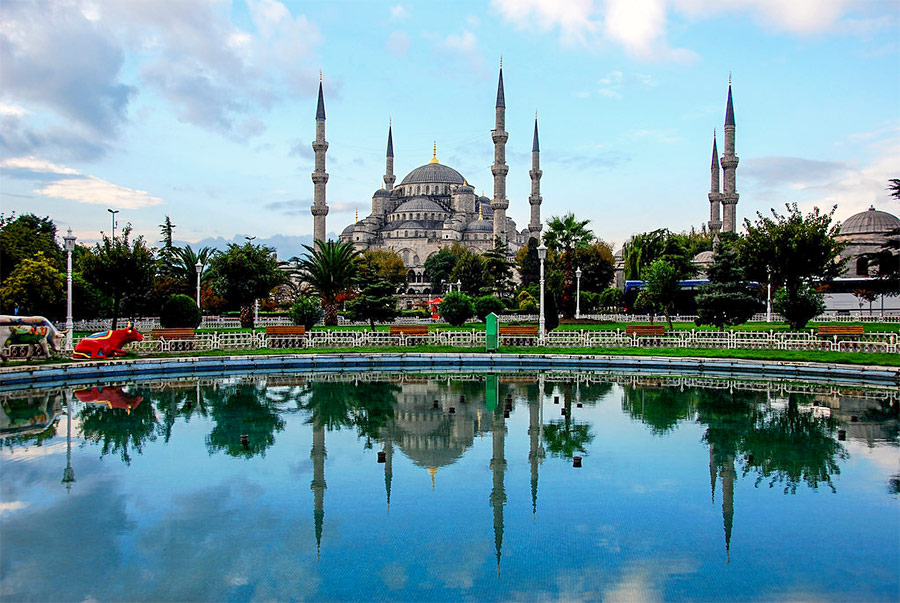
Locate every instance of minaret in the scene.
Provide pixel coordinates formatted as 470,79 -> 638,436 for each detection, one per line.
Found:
529,114 -> 543,238
311,422 -> 327,558
489,402 -> 507,576
720,78 -> 739,233
708,131 -> 722,234
720,455 -> 736,563
384,120 -> 395,191
491,61 -> 509,243
383,434 -> 393,509
311,73 -> 329,244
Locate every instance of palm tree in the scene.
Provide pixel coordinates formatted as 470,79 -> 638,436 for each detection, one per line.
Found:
297,240 -> 360,326
543,213 -> 594,317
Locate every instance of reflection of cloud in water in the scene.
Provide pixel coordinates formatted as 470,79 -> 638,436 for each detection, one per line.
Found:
844,440 -> 899,474
424,538 -> 491,590
602,558 -> 697,603
630,478 -> 679,494
381,562 -> 408,590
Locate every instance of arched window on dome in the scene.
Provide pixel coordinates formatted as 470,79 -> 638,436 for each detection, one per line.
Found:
856,257 -> 869,276
425,185 -> 430,194
404,231 -> 408,237
407,270 -> 415,283
413,255 -> 420,265
416,186 -> 420,194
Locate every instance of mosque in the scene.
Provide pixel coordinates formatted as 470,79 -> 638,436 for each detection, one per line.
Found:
309,65 -> 538,295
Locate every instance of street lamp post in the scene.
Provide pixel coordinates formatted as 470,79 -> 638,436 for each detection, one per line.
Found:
63,228 -> 76,351
107,209 -> 119,238
456,279 -> 461,294
195,260 -> 203,311
575,267 -> 583,320
766,267 -> 773,323
538,242 -> 547,346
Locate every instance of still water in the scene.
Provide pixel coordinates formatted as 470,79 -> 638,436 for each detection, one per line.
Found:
1,372 -> 898,601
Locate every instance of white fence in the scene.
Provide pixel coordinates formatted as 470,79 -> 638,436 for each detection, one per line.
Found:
103,328 -> 898,355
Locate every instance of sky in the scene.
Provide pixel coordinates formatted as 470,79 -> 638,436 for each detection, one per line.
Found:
1,0 -> 898,258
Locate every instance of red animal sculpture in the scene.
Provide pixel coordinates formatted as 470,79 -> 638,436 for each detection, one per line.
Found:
74,386 -> 143,413
72,322 -> 144,360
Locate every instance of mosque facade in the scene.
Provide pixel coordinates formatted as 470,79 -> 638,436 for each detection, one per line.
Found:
310,66 -> 539,295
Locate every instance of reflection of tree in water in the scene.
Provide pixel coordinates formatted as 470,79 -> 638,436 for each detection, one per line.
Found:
80,394 -> 158,465
741,395 -> 847,494
346,382 -> 399,441
622,385 -> 696,435
1,391 -> 63,451
206,384 -> 285,458
299,381 -> 355,431
542,381 -> 597,459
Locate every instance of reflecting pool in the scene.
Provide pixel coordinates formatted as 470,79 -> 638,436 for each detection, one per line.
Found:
1,373 -> 898,601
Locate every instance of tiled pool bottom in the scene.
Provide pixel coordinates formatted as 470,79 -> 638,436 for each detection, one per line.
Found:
1,373 -> 897,601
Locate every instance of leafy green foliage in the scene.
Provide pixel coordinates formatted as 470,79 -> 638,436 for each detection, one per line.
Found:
622,228 -> 693,281
774,286 -> 825,330
294,240 -> 359,326
449,248 -> 487,295
474,295 -> 505,322
438,291 -> 475,326
0,251 -> 64,317
695,244 -> 760,329
79,226 -> 157,328
209,241 -> 287,327
542,213 -> 594,254
359,248 -> 407,289
640,259 -> 681,329
482,236 -> 514,297
346,279 -> 399,330
514,237 -> 540,287
288,295 -> 322,329
0,214 -> 62,286
598,287 -> 624,309
423,247 -> 458,289
573,240 -> 616,292
160,294 -> 201,328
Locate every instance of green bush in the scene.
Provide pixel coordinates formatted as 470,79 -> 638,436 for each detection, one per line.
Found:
774,286 -> 825,330
160,294 -> 201,328
401,309 -> 430,318
517,290 -> 537,312
474,295 -> 505,322
598,287 -> 624,309
438,291 -> 475,326
289,295 -> 322,330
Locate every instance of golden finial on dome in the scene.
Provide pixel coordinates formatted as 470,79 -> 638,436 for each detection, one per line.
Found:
355,208 -> 358,223
428,466 -> 437,489
319,69 -> 322,82
429,141 -> 439,164
500,55 -> 502,69
478,205 -> 483,221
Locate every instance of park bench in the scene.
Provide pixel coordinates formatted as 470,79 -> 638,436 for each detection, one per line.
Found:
816,325 -> 864,338
150,328 -> 196,352
389,325 -> 429,344
625,325 -> 667,336
499,325 -> 539,345
266,325 -> 307,348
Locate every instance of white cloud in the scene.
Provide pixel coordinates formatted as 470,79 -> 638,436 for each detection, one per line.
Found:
0,102 -> 29,117
390,4 -> 408,20
0,156 -> 79,175
387,31 -> 410,56
36,175 -> 164,209
443,30 -> 478,53
492,0 -> 864,59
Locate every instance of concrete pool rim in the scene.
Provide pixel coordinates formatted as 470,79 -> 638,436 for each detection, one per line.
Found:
0,353 -> 897,389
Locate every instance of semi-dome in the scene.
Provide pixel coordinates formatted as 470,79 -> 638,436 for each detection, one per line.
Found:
394,197 -> 447,213
373,188 -> 390,197
693,250 -> 715,264
399,162 -> 465,186
840,206 -> 900,236
466,220 -> 493,232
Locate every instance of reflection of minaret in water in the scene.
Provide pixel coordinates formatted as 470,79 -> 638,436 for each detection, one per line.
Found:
62,391 -> 75,492
528,389 -> 544,517
489,401 -> 507,576
721,455 -> 735,563
384,433 -> 393,509
311,423 -> 327,558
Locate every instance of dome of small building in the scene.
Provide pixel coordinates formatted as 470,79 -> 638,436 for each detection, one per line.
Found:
394,197 -> 447,213
400,163 -> 465,186
839,206 -> 900,237
341,223 -> 356,236
693,250 -> 715,264
466,219 -> 493,232
373,188 -> 390,197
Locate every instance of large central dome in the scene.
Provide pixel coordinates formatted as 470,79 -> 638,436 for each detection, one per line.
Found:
399,162 -> 465,186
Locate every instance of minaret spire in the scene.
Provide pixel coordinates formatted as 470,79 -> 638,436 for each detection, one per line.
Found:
311,73 -> 329,243
311,422 -> 327,558
721,78 -> 739,232
707,129 -> 722,234
491,60 -> 509,243
529,113 -> 543,237
490,401 -> 507,577
384,119 -> 395,190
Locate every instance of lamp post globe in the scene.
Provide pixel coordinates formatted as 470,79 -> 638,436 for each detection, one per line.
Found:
63,228 -> 76,351
537,242 -> 547,345
575,267 -> 583,320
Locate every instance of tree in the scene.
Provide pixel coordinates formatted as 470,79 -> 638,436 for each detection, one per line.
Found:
622,228 -> 693,281
295,240 -> 359,326
0,214 -> 62,293
346,279 -> 399,331
289,295 -> 321,330
79,226 -> 157,328
438,291 -> 475,326
640,259 -> 680,330
482,236 -> 514,297
159,294 -> 201,328
0,251 -> 64,318
424,247 -> 459,292
474,295 -> 505,322
695,243 -> 759,329
543,213 -> 595,317
738,203 -> 845,329
573,240 -> 616,293
774,285 -> 824,328
208,240 -> 286,328
515,237 -> 540,288
164,244 -> 217,292
449,248 -> 487,295
359,248 -> 407,290
206,384 -> 285,458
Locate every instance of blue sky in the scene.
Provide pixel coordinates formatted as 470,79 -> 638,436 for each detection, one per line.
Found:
1,0 -> 898,256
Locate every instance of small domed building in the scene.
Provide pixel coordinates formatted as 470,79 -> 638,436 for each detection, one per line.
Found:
836,206 -> 900,276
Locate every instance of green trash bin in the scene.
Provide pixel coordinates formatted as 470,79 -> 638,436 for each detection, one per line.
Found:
485,312 -> 499,352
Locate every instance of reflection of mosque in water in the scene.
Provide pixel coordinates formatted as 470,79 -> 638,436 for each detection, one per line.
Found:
2,374 -> 895,571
